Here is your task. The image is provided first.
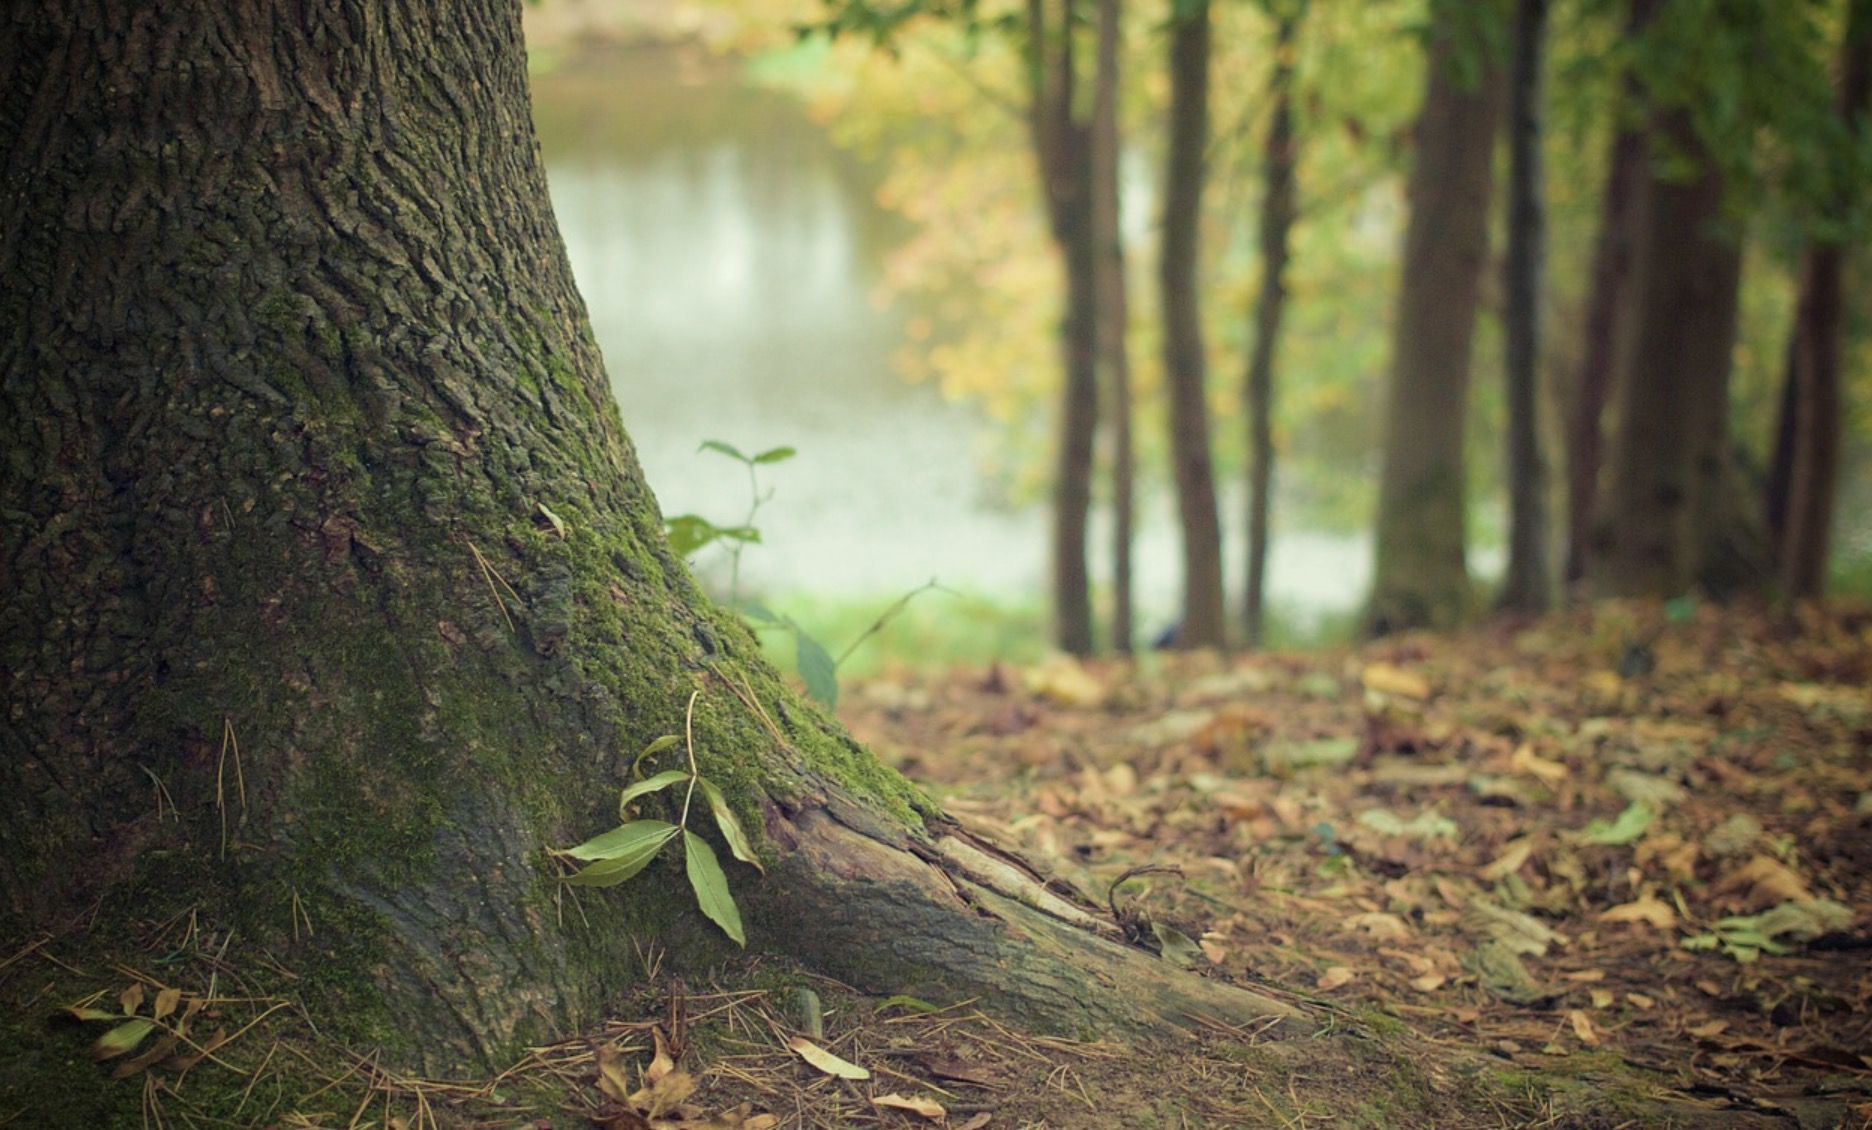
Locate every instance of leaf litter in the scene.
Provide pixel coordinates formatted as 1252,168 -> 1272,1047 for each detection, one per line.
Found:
7,600 -> 1871,1127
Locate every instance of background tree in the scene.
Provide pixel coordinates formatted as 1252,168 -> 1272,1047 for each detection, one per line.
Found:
0,0 -> 1297,1083
1563,0 -> 1653,587
1093,0 -> 1137,651
1769,0 -> 1872,600
1497,0 -> 1554,612
1242,0 -> 1303,647
1160,0 -> 1228,649
1367,0 -> 1506,634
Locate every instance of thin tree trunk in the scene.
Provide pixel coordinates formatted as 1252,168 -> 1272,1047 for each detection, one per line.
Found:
1774,0 -> 1872,600
1368,11 -> 1505,635
1243,6 -> 1302,648
1590,110 -> 1746,596
1092,0 -> 1135,653
1160,0 -> 1227,649
1030,0 -> 1101,655
1564,0 -> 1653,586
1498,0 -> 1553,612
0,0 -> 1300,1085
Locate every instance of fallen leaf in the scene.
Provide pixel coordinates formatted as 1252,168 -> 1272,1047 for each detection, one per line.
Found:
874,1093 -> 947,1120
1509,744 -> 1569,785
1599,893 -> 1677,930
1715,855 -> 1813,910
1317,966 -> 1356,991
1568,1010 -> 1602,1047
1479,839 -> 1534,881
1362,662 -> 1431,700
786,1036 -> 869,1080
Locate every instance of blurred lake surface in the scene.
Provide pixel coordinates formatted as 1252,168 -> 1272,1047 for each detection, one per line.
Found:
530,43 -> 1374,633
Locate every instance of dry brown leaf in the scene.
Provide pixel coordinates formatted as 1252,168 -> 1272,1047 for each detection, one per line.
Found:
1598,893 -> 1678,930
1568,1010 -> 1601,1047
1362,662 -> 1431,700
1509,744 -> 1569,785
1479,839 -> 1534,881
120,983 -> 145,1015
1715,855 -> 1813,910
649,1027 -> 678,1083
874,1093 -> 947,1120
1344,912 -> 1412,941
631,1068 -> 696,1119
786,1036 -> 870,1079
151,986 -> 182,1023
1317,966 -> 1356,991
597,1045 -> 634,1103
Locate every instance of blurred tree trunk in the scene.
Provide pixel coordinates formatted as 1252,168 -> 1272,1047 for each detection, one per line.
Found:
1243,4 -> 1302,648
1565,0 -> 1653,587
1768,0 -> 1872,600
1092,0 -> 1135,652
0,0 -> 1302,1090
1368,6 -> 1505,635
1589,109 -> 1752,597
1160,0 -> 1227,649
1497,0 -> 1553,613
1028,0 -> 1101,654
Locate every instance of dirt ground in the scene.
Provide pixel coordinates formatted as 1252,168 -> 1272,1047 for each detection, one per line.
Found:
6,601 -> 1869,1128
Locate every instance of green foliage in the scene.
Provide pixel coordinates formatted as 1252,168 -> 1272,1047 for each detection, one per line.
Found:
554,722 -> 764,946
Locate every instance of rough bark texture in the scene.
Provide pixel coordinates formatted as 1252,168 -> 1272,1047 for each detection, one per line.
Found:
1563,0 -> 1653,587
1588,111 -> 1748,597
1243,8 -> 1300,649
0,0 -> 1299,1084
1029,0 -> 1100,655
1159,0 -> 1227,650
1496,0 -> 1553,613
1773,0 -> 1871,600
1092,0 -> 1135,653
1368,11 -> 1504,635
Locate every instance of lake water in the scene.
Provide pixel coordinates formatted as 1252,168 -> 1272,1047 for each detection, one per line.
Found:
529,45 -> 1373,635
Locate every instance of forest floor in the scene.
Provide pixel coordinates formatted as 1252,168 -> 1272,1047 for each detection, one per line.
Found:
9,601 -> 1870,1128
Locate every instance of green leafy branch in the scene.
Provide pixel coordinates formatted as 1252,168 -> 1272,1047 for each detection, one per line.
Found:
551,692 -> 764,946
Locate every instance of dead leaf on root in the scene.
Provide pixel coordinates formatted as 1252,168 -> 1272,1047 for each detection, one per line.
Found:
786,1036 -> 869,1079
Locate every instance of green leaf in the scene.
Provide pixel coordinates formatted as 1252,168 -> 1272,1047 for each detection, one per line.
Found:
664,514 -> 723,556
873,995 -> 941,1015
740,601 -> 781,624
1577,803 -> 1655,846
617,769 -> 691,819
696,777 -> 765,873
684,830 -> 745,946
90,1018 -> 157,1061
558,819 -> 678,863
65,1006 -> 124,1022
631,734 -> 682,776
698,439 -> 750,464
796,630 -> 839,708
751,445 -> 797,464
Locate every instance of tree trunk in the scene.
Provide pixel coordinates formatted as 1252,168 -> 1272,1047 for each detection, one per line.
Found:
1772,0 -> 1872,600
1092,0 -> 1135,653
1243,6 -> 1302,649
1588,110 -> 1748,597
1160,0 -> 1227,649
1563,0 -> 1655,587
1367,10 -> 1505,635
1029,0 -> 1101,655
0,0 -> 1299,1083
1497,0 -> 1553,613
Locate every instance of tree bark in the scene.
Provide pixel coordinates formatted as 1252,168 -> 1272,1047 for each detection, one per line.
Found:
1092,0 -> 1135,653
0,0 -> 1299,1081
1563,0 -> 1655,588
1029,0 -> 1101,655
1243,5 -> 1302,649
1771,0 -> 1872,600
1160,0 -> 1227,649
1496,0 -> 1553,613
1588,110 -> 1749,597
1367,8 -> 1505,635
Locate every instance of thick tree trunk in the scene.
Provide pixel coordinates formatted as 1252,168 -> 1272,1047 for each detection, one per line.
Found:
1160,0 -> 1227,649
1497,0 -> 1554,613
1243,8 -> 1301,649
1368,12 -> 1504,635
1030,0 -> 1101,655
1092,0 -> 1135,653
1589,111 -> 1748,597
1563,0 -> 1653,586
1772,0 -> 1871,600
0,0 -> 1298,1082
